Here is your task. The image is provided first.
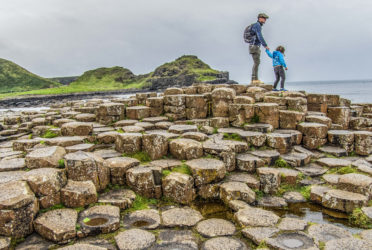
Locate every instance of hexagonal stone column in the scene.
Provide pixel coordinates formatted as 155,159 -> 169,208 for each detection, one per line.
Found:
257,167 -> 281,194
211,88 -> 236,117
162,172 -> 196,204
327,130 -> 354,152
33,208 -> 77,243
236,153 -> 264,173
354,131 -> 372,156
126,106 -> 150,120
61,180 -> 97,207
186,158 -> 226,186
254,103 -> 279,129
322,189 -> 368,213
115,133 -> 142,154
64,151 -> 109,191
297,122 -> 328,149
25,146 -> 66,169
327,106 -> 351,129
169,139 -> 203,160
266,133 -> 293,154
185,95 -> 208,119
115,229 -> 155,250
338,173 -> 372,198
142,133 -> 169,160
61,122 -> 93,136
126,166 -> 156,198
146,97 -> 164,117
220,181 -> 256,204
104,157 -> 140,185
0,181 -> 38,238
279,110 -> 305,129
95,103 -> 125,125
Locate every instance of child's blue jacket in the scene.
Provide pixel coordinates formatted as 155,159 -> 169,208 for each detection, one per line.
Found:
265,49 -> 287,68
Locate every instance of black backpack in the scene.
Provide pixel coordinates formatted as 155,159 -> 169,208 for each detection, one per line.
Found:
243,23 -> 255,43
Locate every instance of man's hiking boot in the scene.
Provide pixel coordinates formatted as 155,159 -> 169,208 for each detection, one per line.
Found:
280,88 -> 288,92
250,79 -> 264,85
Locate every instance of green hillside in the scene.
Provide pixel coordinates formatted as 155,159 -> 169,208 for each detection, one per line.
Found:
0,55 -> 222,99
0,58 -> 60,93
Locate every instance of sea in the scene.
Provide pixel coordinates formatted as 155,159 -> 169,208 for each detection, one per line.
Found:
285,79 -> 372,103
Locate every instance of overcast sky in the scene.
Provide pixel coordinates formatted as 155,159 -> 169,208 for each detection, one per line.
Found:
1,0 -> 372,83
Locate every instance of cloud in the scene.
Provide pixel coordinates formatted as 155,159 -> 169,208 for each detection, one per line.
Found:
0,0 -> 371,82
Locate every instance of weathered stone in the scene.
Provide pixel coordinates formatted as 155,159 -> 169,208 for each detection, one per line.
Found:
297,122 -> 328,138
283,191 -> 306,203
235,207 -> 280,227
266,232 -> 316,250
327,107 -> 351,129
61,180 -> 97,207
257,167 -> 280,194
126,166 -> 156,198
0,181 -> 38,238
25,146 -> 66,169
220,181 -> 256,204
354,131 -> 372,156
197,183 -> 221,199
324,238 -> 372,250
322,189 -> 368,213
115,133 -> 142,154
93,149 -> 121,159
225,172 -> 260,189
13,138 -> 43,151
255,103 -> 279,128
104,157 -> 140,185
96,131 -> 119,144
169,139 -> 203,160
46,136 -> 86,147
61,122 -> 93,136
0,157 -> 26,171
201,237 -> 247,250
240,131 -> 266,147
126,106 -> 150,120
161,207 -> 203,227
65,143 -> 95,153
323,174 -> 340,185
65,151 -> 109,191
316,157 -> 352,168
353,159 -> 372,175
98,189 -> 136,209
242,227 -> 279,245
266,133 -> 293,154
278,217 -> 307,231
75,113 -> 96,122
327,130 -> 354,152
307,223 -> 352,244
338,173 -> 372,198
142,133 -> 169,160
306,115 -> 332,128
236,153 -> 264,173
279,110 -> 305,129
34,209 -> 77,243
319,146 -> 347,157
162,172 -> 195,204
244,123 -> 274,133
182,131 -> 208,141
228,104 -> 255,126
186,158 -> 226,186
124,209 -> 160,230
250,150 -> 280,165
153,229 -> 198,250
115,229 -> 155,250
195,218 -> 236,238
310,185 -> 331,204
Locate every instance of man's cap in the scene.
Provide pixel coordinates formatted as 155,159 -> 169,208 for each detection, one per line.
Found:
258,13 -> 269,19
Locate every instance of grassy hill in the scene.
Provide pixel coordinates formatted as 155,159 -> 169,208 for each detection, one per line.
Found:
0,55 -> 222,99
0,58 -> 60,93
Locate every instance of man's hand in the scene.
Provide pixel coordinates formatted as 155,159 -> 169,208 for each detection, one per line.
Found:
265,46 -> 270,50
285,67 -> 288,70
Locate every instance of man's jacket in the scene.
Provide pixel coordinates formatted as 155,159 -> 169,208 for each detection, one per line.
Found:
246,21 -> 268,47
265,49 -> 287,68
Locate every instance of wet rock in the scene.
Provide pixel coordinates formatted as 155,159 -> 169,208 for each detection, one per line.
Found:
354,131 -> 372,156
98,189 -> 135,209
257,167 -> 280,194
124,209 -> 160,229
235,207 -> 280,227
104,157 -> 140,185
169,139 -> 203,160
201,237 -> 247,250
225,172 -> 260,189
78,205 -> 120,236
310,185 -> 331,204
186,158 -> 226,186
338,173 -> 372,198
283,191 -> 306,203
142,133 -> 169,160
162,172 -> 195,204
34,208 -> 77,243
61,122 -> 93,136
161,207 -> 203,227
0,181 -> 38,238
25,146 -> 66,169
115,229 -> 155,250
277,217 -> 307,231
0,157 -> 26,171
307,223 -> 352,244
324,237 -> 372,250
196,218 -> 236,238
220,181 -> 256,204
250,150 -> 280,165
65,151 -> 109,191
316,157 -> 352,168
322,189 -> 368,213
61,180 -> 97,207
242,227 -> 279,245
228,200 -> 251,211
115,133 -> 142,154
126,166 -> 156,198
257,196 -> 287,208
266,232 -> 316,250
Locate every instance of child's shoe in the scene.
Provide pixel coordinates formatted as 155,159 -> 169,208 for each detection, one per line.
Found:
272,88 -> 279,91
280,88 -> 288,92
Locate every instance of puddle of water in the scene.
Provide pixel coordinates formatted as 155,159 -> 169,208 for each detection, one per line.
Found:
191,200 -> 234,221
282,238 -> 304,248
132,220 -> 151,227
84,217 -> 108,226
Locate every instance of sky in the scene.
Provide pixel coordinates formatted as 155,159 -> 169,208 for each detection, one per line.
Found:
0,0 -> 372,83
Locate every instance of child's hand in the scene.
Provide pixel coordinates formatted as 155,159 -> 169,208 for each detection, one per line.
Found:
285,67 -> 288,70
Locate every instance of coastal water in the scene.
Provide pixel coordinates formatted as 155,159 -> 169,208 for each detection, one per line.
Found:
285,79 -> 372,103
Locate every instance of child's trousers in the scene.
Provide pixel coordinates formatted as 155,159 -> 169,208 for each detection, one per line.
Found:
273,66 -> 285,89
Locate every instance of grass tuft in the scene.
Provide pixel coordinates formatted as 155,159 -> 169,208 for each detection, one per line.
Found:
349,208 -> 372,229
122,151 -> 151,163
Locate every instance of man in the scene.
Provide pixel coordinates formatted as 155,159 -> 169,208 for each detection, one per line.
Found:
244,13 -> 269,83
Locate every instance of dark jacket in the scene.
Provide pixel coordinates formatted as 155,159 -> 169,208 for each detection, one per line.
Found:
250,21 -> 267,47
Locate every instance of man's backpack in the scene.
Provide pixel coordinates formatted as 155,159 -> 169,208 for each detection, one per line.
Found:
243,23 -> 255,43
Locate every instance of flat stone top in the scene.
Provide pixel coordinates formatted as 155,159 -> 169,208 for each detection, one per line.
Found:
235,207 -> 280,227
338,173 -> 372,186
168,125 -> 198,132
143,117 -> 169,123
127,165 -> 152,174
202,237 -> 247,250
196,218 -> 236,237
324,238 -> 372,250
328,130 -> 354,135
115,120 -> 138,126
64,150 -> 101,162
267,133 -> 292,138
27,146 -> 64,158
59,243 -> 106,250
297,122 -> 328,128
274,129 -> 302,135
325,189 -> 368,201
161,207 -> 203,227
250,149 -> 280,158
62,121 -> 92,127
145,130 -> 178,139
0,157 -> 25,171
316,158 -> 352,168
80,205 -> 120,218
126,106 -> 150,110
104,157 -> 140,168
353,131 -> 372,136
0,180 -> 35,209
34,208 -> 78,233
116,132 -> 142,138
0,171 -> 25,184
115,229 -> 155,250
307,223 -> 352,243
149,159 -> 182,169
186,158 -> 225,171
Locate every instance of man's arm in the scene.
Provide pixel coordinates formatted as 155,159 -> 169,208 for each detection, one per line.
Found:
253,23 -> 268,48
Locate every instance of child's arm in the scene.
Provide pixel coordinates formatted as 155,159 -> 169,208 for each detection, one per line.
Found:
278,53 -> 287,68
265,49 -> 273,58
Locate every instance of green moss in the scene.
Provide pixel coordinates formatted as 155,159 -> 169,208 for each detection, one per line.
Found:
276,183 -> 311,200
275,158 -> 290,168
28,134 -> 33,139
122,151 -> 151,163
326,165 -> 360,175
253,189 -> 264,200
58,159 -> 65,168
74,207 -> 85,213
223,133 -> 243,141
162,164 -> 192,177
117,128 -> 124,133
40,140 -> 45,145
250,114 -> 260,123
39,203 -> 66,213
319,241 -> 325,250
83,217 -> 91,223
186,121 -> 194,125
126,195 -> 159,213
212,127 -> 218,134
75,223 -> 81,231
10,237 -> 25,248
256,240 -> 268,249
349,208 -> 372,229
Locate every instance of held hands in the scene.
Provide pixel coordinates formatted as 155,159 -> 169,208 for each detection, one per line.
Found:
265,46 -> 270,50
285,67 -> 288,70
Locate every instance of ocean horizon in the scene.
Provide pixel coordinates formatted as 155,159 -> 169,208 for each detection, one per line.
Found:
283,79 -> 372,103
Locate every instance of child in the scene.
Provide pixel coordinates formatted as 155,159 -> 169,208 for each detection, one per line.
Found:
266,46 -> 288,91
